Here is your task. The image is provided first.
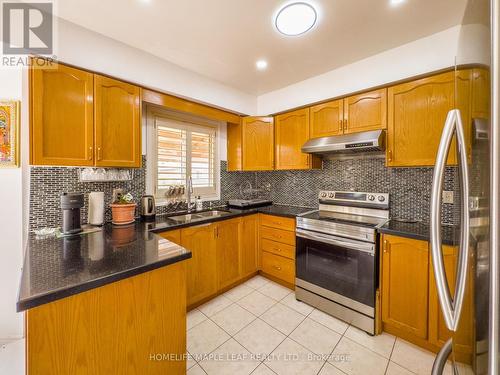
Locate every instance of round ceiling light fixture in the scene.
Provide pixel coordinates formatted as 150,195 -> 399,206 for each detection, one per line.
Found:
275,2 -> 318,36
256,59 -> 268,70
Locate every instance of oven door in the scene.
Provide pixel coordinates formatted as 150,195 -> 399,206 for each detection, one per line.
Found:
296,228 -> 376,309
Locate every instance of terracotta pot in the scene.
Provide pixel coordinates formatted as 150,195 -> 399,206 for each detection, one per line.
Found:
110,203 -> 137,225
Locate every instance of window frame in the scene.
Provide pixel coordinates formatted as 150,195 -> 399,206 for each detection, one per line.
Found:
146,106 -> 221,204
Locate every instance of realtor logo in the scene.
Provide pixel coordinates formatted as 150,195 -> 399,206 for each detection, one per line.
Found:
3,2 -> 53,54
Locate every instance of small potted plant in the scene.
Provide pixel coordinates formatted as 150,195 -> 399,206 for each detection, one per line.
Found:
110,192 -> 136,225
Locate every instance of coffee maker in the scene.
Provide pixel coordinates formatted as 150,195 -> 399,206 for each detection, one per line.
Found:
61,193 -> 84,234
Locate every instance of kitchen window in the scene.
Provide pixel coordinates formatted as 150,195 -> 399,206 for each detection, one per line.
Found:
146,108 -> 221,202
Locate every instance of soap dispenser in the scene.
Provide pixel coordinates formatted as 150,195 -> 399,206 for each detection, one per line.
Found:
196,196 -> 203,211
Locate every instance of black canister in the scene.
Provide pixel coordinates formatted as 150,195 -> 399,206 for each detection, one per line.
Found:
61,193 -> 84,234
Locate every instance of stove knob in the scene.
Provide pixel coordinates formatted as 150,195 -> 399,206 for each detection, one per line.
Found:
378,195 -> 386,202
368,195 -> 375,201
320,192 -> 327,198
328,192 -> 335,198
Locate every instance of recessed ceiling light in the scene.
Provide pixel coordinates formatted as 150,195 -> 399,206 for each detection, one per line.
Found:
256,60 -> 268,70
390,0 -> 406,6
275,2 -> 318,36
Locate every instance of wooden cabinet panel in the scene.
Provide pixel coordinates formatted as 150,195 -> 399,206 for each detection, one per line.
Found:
471,68 -> 490,119
242,117 -> 274,170
344,89 -> 387,134
310,99 -> 344,138
260,226 -> 296,246
241,215 -> 259,277
227,120 -> 242,171
94,75 -> 141,167
261,239 -> 295,260
261,251 -> 295,284
275,108 -> 318,170
31,63 -> 94,166
159,229 -> 181,245
260,214 -> 295,231
216,218 -> 242,289
181,224 -> 217,306
429,245 -> 473,363
387,72 -> 457,167
381,235 -> 429,339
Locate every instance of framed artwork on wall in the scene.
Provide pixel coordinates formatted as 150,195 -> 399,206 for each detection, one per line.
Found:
0,100 -> 20,168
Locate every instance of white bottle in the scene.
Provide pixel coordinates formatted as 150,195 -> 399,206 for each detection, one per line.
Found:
196,196 -> 203,211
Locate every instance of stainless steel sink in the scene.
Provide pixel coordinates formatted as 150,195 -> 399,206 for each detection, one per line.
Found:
168,210 -> 231,223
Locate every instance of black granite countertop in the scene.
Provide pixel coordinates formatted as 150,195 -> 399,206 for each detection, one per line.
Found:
377,220 -> 459,245
17,204 -> 311,312
17,222 -> 191,312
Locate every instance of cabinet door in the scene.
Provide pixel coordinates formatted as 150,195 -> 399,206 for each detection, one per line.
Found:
31,63 -> 94,166
181,224 -> 217,306
159,229 -> 181,245
216,218 -> 242,290
471,68 -> 490,120
242,117 -> 274,170
241,215 -> 259,277
382,235 -> 429,339
275,108 -> 313,170
429,245 -> 473,363
387,72 -> 457,167
344,89 -> 387,134
310,99 -> 344,138
94,75 -> 141,167
227,120 -> 242,171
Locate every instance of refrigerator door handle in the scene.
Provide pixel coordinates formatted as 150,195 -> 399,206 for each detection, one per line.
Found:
431,338 -> 453,375
430,109 -> 470,332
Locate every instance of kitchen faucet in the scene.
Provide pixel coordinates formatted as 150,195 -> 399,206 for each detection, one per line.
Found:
186,176 -> 195,212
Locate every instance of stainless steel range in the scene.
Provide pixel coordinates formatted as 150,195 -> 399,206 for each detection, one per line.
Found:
295,190 -> 390,335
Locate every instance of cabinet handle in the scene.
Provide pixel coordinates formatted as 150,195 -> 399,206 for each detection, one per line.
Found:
343,119 -> 348,131
88,146 -> 93,161
387,150 -> 393,162
274,265 -> 282,271
339,119 -> 343,132
97,147 -> 102,161
273,248 -> 281,252
383,240 -> 390,253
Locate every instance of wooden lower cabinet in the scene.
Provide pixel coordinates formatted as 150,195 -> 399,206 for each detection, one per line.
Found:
159,229 -> 181,245
241,215 -> 259,277
181,224 -> 217,307
26,263 -> 187,375
216,218 -> 242,290
382,235 -> 429,339
381,234 -> 473,363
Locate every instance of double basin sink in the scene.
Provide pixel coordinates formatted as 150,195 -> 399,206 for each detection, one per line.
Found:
167,210 -> 232,224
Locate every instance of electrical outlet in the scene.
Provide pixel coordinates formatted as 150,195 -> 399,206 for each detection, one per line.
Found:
442,191 -> 454,204
112,188 -> 124,203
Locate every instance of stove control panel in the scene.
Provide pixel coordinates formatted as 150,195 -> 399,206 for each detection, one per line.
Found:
318,190 -> 389,208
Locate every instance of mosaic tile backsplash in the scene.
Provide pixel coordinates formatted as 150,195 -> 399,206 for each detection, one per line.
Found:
29,156 -> 458,231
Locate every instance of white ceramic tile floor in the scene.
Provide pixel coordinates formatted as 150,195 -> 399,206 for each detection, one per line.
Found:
186,276 -> 455,375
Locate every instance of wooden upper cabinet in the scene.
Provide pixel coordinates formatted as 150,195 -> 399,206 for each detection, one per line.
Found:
242,117 -> 274,170
381,235 -> 429,339
94,75 -> 142,167
227,120 -> 242,171
216,218 -> 242,290
241,215 -> 259,277
344,88 -> 387,134
310,99 -> 344,138
275,108 -> 320,170
387,72 -> 457,167
31,63 -> 94,166
181,223 -> 217,307
471,68 -> 490,119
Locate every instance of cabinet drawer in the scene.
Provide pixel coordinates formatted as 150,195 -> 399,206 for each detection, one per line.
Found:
260,214 -> 295,231
260,226 -> 296,246
261,251 -> 295,284
261,238 -> 295,260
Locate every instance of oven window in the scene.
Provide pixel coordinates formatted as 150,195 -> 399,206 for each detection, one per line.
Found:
296,236 -> 375,308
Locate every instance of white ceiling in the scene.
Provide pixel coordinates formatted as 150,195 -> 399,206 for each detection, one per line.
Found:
55,0 -> 468,95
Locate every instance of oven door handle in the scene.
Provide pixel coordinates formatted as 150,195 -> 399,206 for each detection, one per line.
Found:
296,229 -> 375,255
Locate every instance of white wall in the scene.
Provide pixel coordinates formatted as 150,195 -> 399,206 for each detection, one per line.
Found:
56,18 -> 257,115
0,66 -> 25,341
256,26 -> 462,115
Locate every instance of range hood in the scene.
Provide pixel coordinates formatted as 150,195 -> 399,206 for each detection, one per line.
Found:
301,130 -> 386,154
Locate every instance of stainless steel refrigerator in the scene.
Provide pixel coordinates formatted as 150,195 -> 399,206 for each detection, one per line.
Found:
430,0 -> 498,373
